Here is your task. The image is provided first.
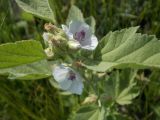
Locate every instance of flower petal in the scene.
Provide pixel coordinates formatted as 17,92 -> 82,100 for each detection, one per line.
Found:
81,35 -> 98,50
52,65 -> 69,82
78,23 -> 92,40
67,71 -> 84,95
69,21 -> 82,34
52,65 -> 72,90
62,24 -> 73,39
67,80 -> 84,95
61,24 -> 69,33
59,80 -> 72,90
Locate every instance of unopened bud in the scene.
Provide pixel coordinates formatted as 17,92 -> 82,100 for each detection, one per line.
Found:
68,40 -> 81,50
44,23 -> 55,31
43,32 -> 53,45
82,94 -> 98,105
44,47 -> 54,59
44,23 -> 65,36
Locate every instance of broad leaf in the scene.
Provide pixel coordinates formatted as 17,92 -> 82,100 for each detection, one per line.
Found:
0,40 -> 46,69
71,105 -> 105,120
66,5 -> 84,25
83,26 -> 160,72
15,0 -> 56,23
0,60 -> 51,80
100,69 -> 139,105
116,82 -> 139,105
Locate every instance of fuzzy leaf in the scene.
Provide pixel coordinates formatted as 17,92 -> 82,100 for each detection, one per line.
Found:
83,26 -> 160,71
85,16 -> 96,33
0,40 -> 46,69
100,69 -> 139,105
0,60 -> 51,80
66,5 -> 84,25
71,105 -> 105,120
15,0 -> 56,23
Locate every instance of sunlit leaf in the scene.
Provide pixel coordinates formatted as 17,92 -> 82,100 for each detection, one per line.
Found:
0,60 -> 51,80
66,5 -> 84,25
0,40 -> 46,69
71,105 -> 105,120
83,26 -> 160,71
15,0 -> 56,23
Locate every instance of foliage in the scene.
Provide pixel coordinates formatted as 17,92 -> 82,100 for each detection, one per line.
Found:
1,0 -> 160,120
84,26 -> 160,71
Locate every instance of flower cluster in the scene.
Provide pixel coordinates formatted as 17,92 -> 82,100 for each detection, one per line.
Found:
43,20 -> 98,95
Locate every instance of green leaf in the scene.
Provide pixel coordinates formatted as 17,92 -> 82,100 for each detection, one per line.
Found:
71,105 -> 105,120
0,60 -> 51,80
100,69 -> 139,105
85,16 -> 96,33
83,26 -> 160,72
152,105 -> 160,118
116,83 -> 139,105
15,0 -> 56,23
0,40 -> 46,69
66,5 -> 84,25
66,6 -> 96,33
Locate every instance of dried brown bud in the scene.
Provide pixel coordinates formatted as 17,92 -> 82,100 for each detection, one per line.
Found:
44,23 -> 55,31
74,60 -> 83,68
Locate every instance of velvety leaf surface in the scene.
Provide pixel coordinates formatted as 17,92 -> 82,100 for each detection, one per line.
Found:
66,5 -> 84,25
85,16 -> 96,33
71,105 -> 105,120
0,60 -> 51,80
100,69 -> 139,105
84,27 -> 160,71
15,0 -> 56,23
0,40 -> 46,69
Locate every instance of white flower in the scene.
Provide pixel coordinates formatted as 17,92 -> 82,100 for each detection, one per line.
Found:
52,64 -> 84,95
62,21 -> 98,50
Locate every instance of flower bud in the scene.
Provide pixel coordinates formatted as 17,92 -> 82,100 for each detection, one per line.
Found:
43,32 -> 53,46
68,40 -> 81,50
44,47 -> 54,59
44,23 -> 55,31
82,94 -> 98,105
44,23 -> 67,37
43,23 -> 69,47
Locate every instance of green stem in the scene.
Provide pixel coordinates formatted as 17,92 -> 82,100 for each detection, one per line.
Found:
115,70 -> 120,97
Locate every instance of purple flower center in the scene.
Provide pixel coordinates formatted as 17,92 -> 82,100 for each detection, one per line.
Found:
74,30 -> 85,41
68,71 -> 76,81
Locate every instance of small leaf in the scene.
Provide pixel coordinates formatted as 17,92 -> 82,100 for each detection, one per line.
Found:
66,5 -> 84,25
85,16 -> 96,33
15,0 -> 56,23
0,60 -> 51,80
116,86 -> 139,105
83,26 -> 160,71
100,69 -> 139,105
71,105 -> 105,120
0,40 -> 46,69
116,93 -> 139,105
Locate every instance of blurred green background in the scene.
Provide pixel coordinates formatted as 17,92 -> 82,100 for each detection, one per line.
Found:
1,0 -> 160,120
